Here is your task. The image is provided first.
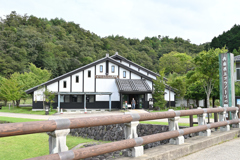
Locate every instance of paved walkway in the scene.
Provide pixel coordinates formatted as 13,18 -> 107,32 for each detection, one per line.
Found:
0,110 -> 214,124
177,137 -> 240,160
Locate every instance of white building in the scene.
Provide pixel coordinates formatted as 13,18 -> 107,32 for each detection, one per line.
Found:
25,53 -> 176,111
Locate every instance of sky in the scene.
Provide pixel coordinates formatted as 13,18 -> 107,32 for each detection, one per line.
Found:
0,0 -> 240,45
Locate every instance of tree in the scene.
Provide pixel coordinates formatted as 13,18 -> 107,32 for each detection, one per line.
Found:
167,73 -> 186,109
153,70 -> 167,110
159,51 -> 194,75
0,78 -> 22,108
193,48 -> 228,108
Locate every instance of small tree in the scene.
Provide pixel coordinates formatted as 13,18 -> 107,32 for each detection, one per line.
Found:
153,70 -> 167,110
43,89 -> 55,110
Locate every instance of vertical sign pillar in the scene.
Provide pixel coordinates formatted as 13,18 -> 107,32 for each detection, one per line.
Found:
219,53 -> 235,119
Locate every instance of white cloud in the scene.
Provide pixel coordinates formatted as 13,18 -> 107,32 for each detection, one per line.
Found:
0,0 -> 240,44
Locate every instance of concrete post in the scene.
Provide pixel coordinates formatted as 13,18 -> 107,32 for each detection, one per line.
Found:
197,107 -> 211,136
84,94 -> 87,113
47,117 -> 70,154
231,106 -> 240,128
58,94 -> 60,113
218,107 -> 230,131
168,109 -> 184,145
124,112 -> 143,157
109,94 -> 111,111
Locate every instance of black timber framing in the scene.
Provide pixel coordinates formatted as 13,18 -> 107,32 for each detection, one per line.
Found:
111,54 -> 167,80
25,56 -> 175,94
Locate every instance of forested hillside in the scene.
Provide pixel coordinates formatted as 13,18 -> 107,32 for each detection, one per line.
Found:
210,24 -> 240,55
0,11 -> 205,78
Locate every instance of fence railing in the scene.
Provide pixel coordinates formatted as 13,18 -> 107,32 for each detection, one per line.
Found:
0,107 -> 239,160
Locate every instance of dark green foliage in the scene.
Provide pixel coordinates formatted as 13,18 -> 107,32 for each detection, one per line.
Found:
0,11 -> 205,78
210,24 -> 240,53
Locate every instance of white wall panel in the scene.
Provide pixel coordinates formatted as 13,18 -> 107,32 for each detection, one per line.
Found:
148,74 -> 156,80
59,77 -> 70,92
139,69 -> 147,75
131,73 -> 141,79
164,89 -> 175,101
121,61 -> 129,67
72,71 -> 83,92
96,62 -> 106,75
47,82 -> 58,92
108,62 -> 118,76
84,66 -> 95,92
147,94 -> 152,101
96,79 -> 119,101
130,65 -> 138,71
33,88 -> 45,101
119,67 -> 130,79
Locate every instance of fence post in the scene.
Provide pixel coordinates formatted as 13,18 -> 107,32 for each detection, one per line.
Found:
218,107 -> 230,131
124,112 -> 143,157
231,106 -> 240,128
168,109 -> 184,145
47,117 -> 70,154
197,107 -> 211,136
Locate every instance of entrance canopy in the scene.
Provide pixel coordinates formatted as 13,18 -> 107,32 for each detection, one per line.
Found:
116,79 -> 152,94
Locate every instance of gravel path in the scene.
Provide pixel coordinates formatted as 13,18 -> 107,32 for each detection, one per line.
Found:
177,138 -> 240,160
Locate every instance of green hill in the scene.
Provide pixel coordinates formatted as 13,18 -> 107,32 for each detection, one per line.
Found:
0,11 -> 205,78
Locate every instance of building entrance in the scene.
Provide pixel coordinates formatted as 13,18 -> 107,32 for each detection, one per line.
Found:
122,94 -> 145,109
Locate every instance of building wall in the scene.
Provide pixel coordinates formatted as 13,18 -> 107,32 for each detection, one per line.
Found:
59,76 -> 71,92
47,82 -> 58,92
164,89 -> 175,101
148,74 -> 156,80
119,67 -> 130,79
175,99 -> 205,107
96,79 -> 119,101
96,62 -> 106,75
33,87 -> 45,101
121,61 -> 129,67
84,66 -> 95,92
130,65 -> 138,71
139,69 -> 147,75
131,73 -> 141,79
108,62 -> 119,76
72,71 -> 83,92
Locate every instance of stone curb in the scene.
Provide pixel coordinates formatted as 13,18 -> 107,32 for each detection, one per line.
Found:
119,128 -> 240,160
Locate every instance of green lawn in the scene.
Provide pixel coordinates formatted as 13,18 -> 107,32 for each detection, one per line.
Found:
0,117 -> 104,160
0,106 -> 57,115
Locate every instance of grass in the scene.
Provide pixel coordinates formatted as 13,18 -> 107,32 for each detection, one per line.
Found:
0,117 -> 105,160
0,116 -> 43,123
0,106 -> 57,115
140,121 -> 198,127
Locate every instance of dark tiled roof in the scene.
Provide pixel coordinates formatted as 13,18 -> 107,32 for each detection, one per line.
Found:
116,79 -> 152,93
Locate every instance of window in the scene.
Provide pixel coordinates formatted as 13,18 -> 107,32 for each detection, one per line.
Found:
86,95 -> 95,103
72,95 -> 82,103
123,71 -> 126,78
65,95 -> 70,102
60,95 -> 70,102
63,81 -> 67,88
237,69 -> 240,80
111,65 -> 115,73
77,95 -> 83,102
88,70 -> 91,78
76,76 -> 79,83
72,95 -> 77,102
100,65 -> 103,72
